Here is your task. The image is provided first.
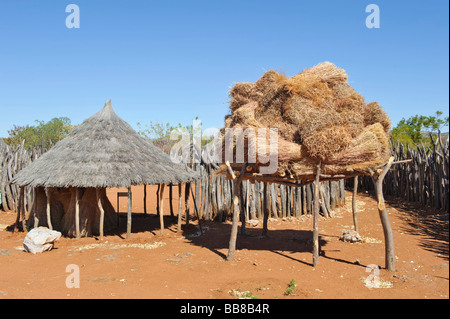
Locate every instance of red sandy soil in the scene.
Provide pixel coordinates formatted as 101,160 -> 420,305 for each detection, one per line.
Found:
0,186 -> 448,299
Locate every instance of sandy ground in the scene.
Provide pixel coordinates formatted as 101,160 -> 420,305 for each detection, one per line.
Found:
0,186 -> 448,299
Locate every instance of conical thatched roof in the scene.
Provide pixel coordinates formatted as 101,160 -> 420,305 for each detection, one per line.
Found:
13,101 -> 199,188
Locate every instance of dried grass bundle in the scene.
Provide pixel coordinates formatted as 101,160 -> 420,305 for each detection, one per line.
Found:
222,62 -> 391,179
363,102 -> 391,133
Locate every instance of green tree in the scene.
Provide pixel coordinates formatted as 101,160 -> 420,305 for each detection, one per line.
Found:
391,111 -> 449,146
137,117 -> 213,153
5,117 -> 73,149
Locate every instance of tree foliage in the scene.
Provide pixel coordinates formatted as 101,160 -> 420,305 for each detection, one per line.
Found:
137,117 -> 213,153
5,117 -> 74,149
391,111 -> 449,146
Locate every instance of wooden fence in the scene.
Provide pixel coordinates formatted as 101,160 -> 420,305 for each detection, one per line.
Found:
0,142 -> 346,222
0,142 -> 46,213
189,162 -> 346,222
354,135 -> 449,211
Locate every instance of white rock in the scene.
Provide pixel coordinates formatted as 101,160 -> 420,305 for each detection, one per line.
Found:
339,230 -> 362,243
23,227 -> 62,254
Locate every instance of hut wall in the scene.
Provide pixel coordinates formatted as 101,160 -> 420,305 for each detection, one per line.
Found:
31,187 -> 116,237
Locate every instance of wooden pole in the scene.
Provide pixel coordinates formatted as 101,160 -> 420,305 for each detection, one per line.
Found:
97,188 -> 105,240
262,181 -> 270,237
370,157 -> 396,271
159,184 -> 165,235
14,186 -> 24,232
177,183 -> 183,232
127,187 -> 132,238
156,184 -> 160,216
239,181 -> 247,236
75,188 -> 80,239
185,182 -> 191,225
271,183 -> 278,218
226,162 -> 247,261
143,184 -> 147,215
352,176 -> 359,233
21,186 -> 27,232
45,187 -> 53,230
189,183 -> 203,236
33,188 -> 39,228
313,162 -> 321,267
169,184 -> 174,217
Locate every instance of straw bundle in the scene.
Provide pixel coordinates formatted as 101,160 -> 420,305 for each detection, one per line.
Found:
220,62 -> 391,181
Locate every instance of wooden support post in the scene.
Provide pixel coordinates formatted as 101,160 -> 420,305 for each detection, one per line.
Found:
33,188 -> 39,228
370,157 -> 396,271
226,162 -> 247,261
14,186 -> 24,232
159,184 -> 165,235
313,162 -> 321,267
302,186 -> 307,215
45,187 -> 53,230
319,184 -> 330,218
352,176 -> 359,233
75,188 -> 81,239
189,183 -> 203,236
127,187 -> 132,238
97,188 -> 105,240
156,184 -> 160,216
185,182 -> 191,225
239,182 -> 247,236
177,183 -> 183,232
143,184 -> 147,215
21,186 -> 27,232
270,183 -> 278,218
169,184 -> 174,217
262,181 -> 270,237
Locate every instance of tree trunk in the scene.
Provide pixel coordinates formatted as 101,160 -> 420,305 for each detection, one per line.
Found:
371,157 -> 395,271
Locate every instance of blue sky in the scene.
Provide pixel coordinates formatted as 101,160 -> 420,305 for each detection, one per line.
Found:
0,0 -> 448,137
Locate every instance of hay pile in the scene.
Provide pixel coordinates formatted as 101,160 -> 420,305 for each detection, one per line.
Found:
221,62 -> 391,181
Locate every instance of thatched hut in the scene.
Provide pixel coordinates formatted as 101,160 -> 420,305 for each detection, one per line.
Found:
12,101 -> 199,238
